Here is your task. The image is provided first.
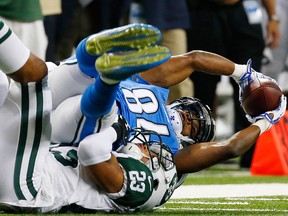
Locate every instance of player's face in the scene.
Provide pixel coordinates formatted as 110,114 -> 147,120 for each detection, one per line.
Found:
176,109 -> 200,140
136,144 -> 156,163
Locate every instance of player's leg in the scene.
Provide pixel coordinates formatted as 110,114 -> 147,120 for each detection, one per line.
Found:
0,20 -> 52,204
48,56 -> 94,110
76,23 -> 163,78
80,46 -> 171,140
51,24 -> 170,143
51,45 -> 171,144
0,76 -> 52,203
49,23 -> 163,109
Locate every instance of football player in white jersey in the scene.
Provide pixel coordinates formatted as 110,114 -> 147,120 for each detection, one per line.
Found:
0,20 -> 178,213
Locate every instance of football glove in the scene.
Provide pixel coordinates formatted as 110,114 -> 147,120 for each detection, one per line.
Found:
236,59 -> 278,105
246,94 -> 287,126
112,115 -> 130,145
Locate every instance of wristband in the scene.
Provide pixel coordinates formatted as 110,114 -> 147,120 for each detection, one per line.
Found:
230,64 -> 247,81
269,15 -> 280,22
252,119 -> 271,135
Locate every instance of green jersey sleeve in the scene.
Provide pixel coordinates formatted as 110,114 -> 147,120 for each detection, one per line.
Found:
113,156 -> 154,208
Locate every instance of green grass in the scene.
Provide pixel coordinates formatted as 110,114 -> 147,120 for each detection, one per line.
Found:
162,196 -> 288,216
2,196 -> 287,216
183,167 -> 288,185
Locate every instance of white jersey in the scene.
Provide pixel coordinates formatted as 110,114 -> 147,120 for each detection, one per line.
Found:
0,146 -> 154,214
0,75 -> 52,204
0,69 -> 155,213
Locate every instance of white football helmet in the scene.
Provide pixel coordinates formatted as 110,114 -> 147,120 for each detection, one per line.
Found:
117,128 -> 178,211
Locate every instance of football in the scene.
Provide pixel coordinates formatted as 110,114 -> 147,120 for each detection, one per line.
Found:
242,78 -> 282,117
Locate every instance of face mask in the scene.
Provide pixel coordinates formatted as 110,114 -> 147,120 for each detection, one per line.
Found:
146,156 -> 160,170
166,107 -> 183,136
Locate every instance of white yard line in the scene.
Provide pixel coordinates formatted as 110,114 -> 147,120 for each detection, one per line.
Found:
160,207 -> 288,213
171,183 -> 288,199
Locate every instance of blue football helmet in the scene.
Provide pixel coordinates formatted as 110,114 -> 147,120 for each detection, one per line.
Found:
168,96 -> 216,145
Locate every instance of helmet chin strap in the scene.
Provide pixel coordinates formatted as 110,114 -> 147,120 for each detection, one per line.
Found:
166,107 -> 183,136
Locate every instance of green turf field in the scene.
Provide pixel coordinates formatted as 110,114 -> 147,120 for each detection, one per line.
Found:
1,163 -> 287,216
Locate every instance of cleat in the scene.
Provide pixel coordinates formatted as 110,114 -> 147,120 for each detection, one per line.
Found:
96,45 -> 171,81
86,23 -> 162,56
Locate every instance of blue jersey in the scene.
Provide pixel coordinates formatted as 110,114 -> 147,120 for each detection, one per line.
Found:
53,75 -> 179,155
116,75 -> 179,154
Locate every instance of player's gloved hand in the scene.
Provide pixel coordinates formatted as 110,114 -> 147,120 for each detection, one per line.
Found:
247,95 -> 287,134
112,115 -> 130,144
237,59 -> 278,105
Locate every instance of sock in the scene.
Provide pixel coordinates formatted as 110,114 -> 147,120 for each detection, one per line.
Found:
230,64 -> 247,81
76,37 -> 98,78
81,78 -> 119,119
0,21 -> 30,74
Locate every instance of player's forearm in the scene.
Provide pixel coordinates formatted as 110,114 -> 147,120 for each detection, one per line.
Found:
224,125 -> 261,157
187,50 -> 236,76
8,53 -> 47,83
174,124 -> 260,173
261,0 -> 277,19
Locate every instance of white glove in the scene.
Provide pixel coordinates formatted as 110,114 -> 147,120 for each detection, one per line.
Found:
247,95 -> 287,134
237,59 -> 278,105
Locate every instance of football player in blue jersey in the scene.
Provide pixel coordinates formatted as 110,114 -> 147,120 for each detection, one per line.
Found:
50,22 -> 286,184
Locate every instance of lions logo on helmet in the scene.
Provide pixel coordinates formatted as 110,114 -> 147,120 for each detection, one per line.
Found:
117,128 -> 178,211
167,96 -> 216,146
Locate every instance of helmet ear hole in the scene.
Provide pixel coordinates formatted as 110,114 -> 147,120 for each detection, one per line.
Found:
153,179 -> 159,190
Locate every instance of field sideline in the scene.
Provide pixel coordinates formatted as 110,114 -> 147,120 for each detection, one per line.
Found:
172,183 -> 288,198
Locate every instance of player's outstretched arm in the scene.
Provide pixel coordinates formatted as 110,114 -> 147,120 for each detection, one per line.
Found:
174,94 -> 286,174
174,125 -> 261,173
140,50 -> 244,88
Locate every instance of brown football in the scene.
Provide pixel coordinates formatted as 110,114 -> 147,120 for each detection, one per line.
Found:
242,78 -> 282,117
